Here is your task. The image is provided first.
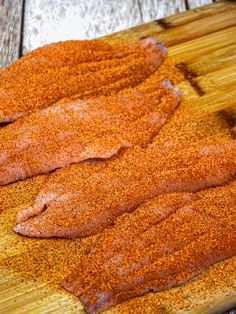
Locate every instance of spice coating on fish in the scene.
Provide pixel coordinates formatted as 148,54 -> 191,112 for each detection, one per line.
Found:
62,182 -> 236,313
14,139 -> 236,238
0,81 -> 181,186
0,38 -> 167,122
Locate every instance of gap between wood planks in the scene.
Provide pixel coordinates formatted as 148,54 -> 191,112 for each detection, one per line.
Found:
0,0 -> 25,68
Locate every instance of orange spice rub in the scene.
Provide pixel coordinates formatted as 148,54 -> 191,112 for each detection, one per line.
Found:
62,181 -> 236,314
0,49 -> 234,314
2,39 -> 165,79
91,181 -> 236,255
0,38 -> 167,122
14,139 -> 236,238
1,40 -> 117,79
0,81 -> 181,186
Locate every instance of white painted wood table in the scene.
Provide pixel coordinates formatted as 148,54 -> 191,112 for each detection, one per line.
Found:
0,0 -> 215,67
0,1 -> 235,313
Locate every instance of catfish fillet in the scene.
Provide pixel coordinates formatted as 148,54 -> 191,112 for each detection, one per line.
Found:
0,81 -> 181,185
0,38 -> 166,122
14,139 -> 236,238
62,181 -> 236,314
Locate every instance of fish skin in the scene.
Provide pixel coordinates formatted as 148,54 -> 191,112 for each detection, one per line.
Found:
0,38 -> 167,122
0,81 -> 180,186
14,139 -> 236,238
62,183 -> 236,314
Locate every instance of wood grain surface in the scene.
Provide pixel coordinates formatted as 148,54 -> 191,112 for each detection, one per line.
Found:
0,0 -> 215,63
0,1 -> 236,314
22,0 -> 142,54
22,0 -> 214,53
0,0 -> 24,67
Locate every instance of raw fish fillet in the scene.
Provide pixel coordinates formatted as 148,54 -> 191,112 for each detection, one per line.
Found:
62,182 -> 236,313
0,81 -> 181,185
1,40 -> 120,79
1,39 -> 163,79
0,38 -> 167,122
14,139 -> 236,238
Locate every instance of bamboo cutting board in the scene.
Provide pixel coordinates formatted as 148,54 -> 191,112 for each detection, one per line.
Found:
0,1 -> 236,313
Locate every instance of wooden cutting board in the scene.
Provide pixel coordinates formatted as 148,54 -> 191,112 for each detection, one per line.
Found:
0,1 -> 236,313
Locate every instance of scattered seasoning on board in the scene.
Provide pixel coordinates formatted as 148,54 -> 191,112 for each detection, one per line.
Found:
0,53 -> 235,314
61,181 -> 235,313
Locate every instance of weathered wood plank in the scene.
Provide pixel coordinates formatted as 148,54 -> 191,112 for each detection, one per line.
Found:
139,0 -> 186,23
0,0 -> 24,68
23,0 -> 142,53
104,1 -> 235,45
23,0 -> 234,53
140,0 -> 215,24
187,0 -> 213,9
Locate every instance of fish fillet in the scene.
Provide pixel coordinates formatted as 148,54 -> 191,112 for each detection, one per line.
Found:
14,139 -> 236,238
0,38 -> 166,122
62,182 -> 236,313
91,181 -> 236,254
1,39 -> 160,79
0,80 -> 181,186
1,40 -> 119,79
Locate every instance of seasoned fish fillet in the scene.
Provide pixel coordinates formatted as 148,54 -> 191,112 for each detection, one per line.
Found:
91,181 -> 236,254
1,38 -> 165,79
14,139 -> 236,238
62,182 -> 236,314
0,38 -> 167,122
90,192 -> 199,255
0,81 -> 181,185
1,40 -> 119,79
